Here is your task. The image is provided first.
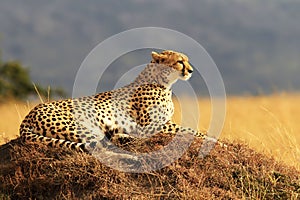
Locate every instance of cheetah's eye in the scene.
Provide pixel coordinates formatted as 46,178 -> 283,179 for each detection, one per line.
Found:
177,60 -> 184,65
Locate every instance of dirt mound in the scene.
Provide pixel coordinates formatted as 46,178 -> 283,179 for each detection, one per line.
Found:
0,135 -> 299,199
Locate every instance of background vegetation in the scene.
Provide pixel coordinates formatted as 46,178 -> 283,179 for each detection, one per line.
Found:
0,54 -> 65,101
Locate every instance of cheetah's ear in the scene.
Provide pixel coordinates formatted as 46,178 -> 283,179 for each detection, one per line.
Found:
151,51 -> 161,63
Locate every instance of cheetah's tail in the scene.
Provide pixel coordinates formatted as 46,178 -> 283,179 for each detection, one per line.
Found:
20,130 -> 86,153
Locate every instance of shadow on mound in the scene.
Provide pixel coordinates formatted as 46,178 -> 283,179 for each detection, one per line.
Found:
0,135 -> 299,199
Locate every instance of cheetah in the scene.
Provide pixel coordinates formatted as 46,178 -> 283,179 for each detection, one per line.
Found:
20,50 -> 222,154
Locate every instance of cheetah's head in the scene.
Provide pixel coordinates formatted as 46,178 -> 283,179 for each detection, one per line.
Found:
151,50 -> 193,81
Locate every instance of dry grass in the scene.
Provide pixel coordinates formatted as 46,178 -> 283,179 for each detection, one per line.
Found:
0,100 -> 35,144
0,94 -> 300,199
0,136 -> 299,199
173,93 -> 300,169
223,94 -> 300,169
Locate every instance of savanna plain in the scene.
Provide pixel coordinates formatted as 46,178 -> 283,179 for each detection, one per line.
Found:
1,93 -> 299,169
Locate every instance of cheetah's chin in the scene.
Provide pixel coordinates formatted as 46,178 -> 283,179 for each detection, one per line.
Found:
181,74 -> 192,81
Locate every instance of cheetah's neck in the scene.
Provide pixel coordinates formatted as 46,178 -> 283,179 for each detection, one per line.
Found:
132,63 -> 178,89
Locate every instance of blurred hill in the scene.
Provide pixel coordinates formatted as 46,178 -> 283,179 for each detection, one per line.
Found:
0,0 -> 299,95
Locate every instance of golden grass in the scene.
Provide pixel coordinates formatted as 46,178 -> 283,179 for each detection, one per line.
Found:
0,93 -> 299,169
0,101 -> 35,144
173,93 -> 300,169
224,94 -> 300,169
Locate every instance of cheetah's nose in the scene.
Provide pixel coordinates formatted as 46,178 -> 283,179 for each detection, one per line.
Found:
188,69 -> 193,73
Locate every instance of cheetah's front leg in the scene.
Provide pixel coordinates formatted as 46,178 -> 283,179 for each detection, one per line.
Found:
114,120 -> 226,148
160,121 -> 226,148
